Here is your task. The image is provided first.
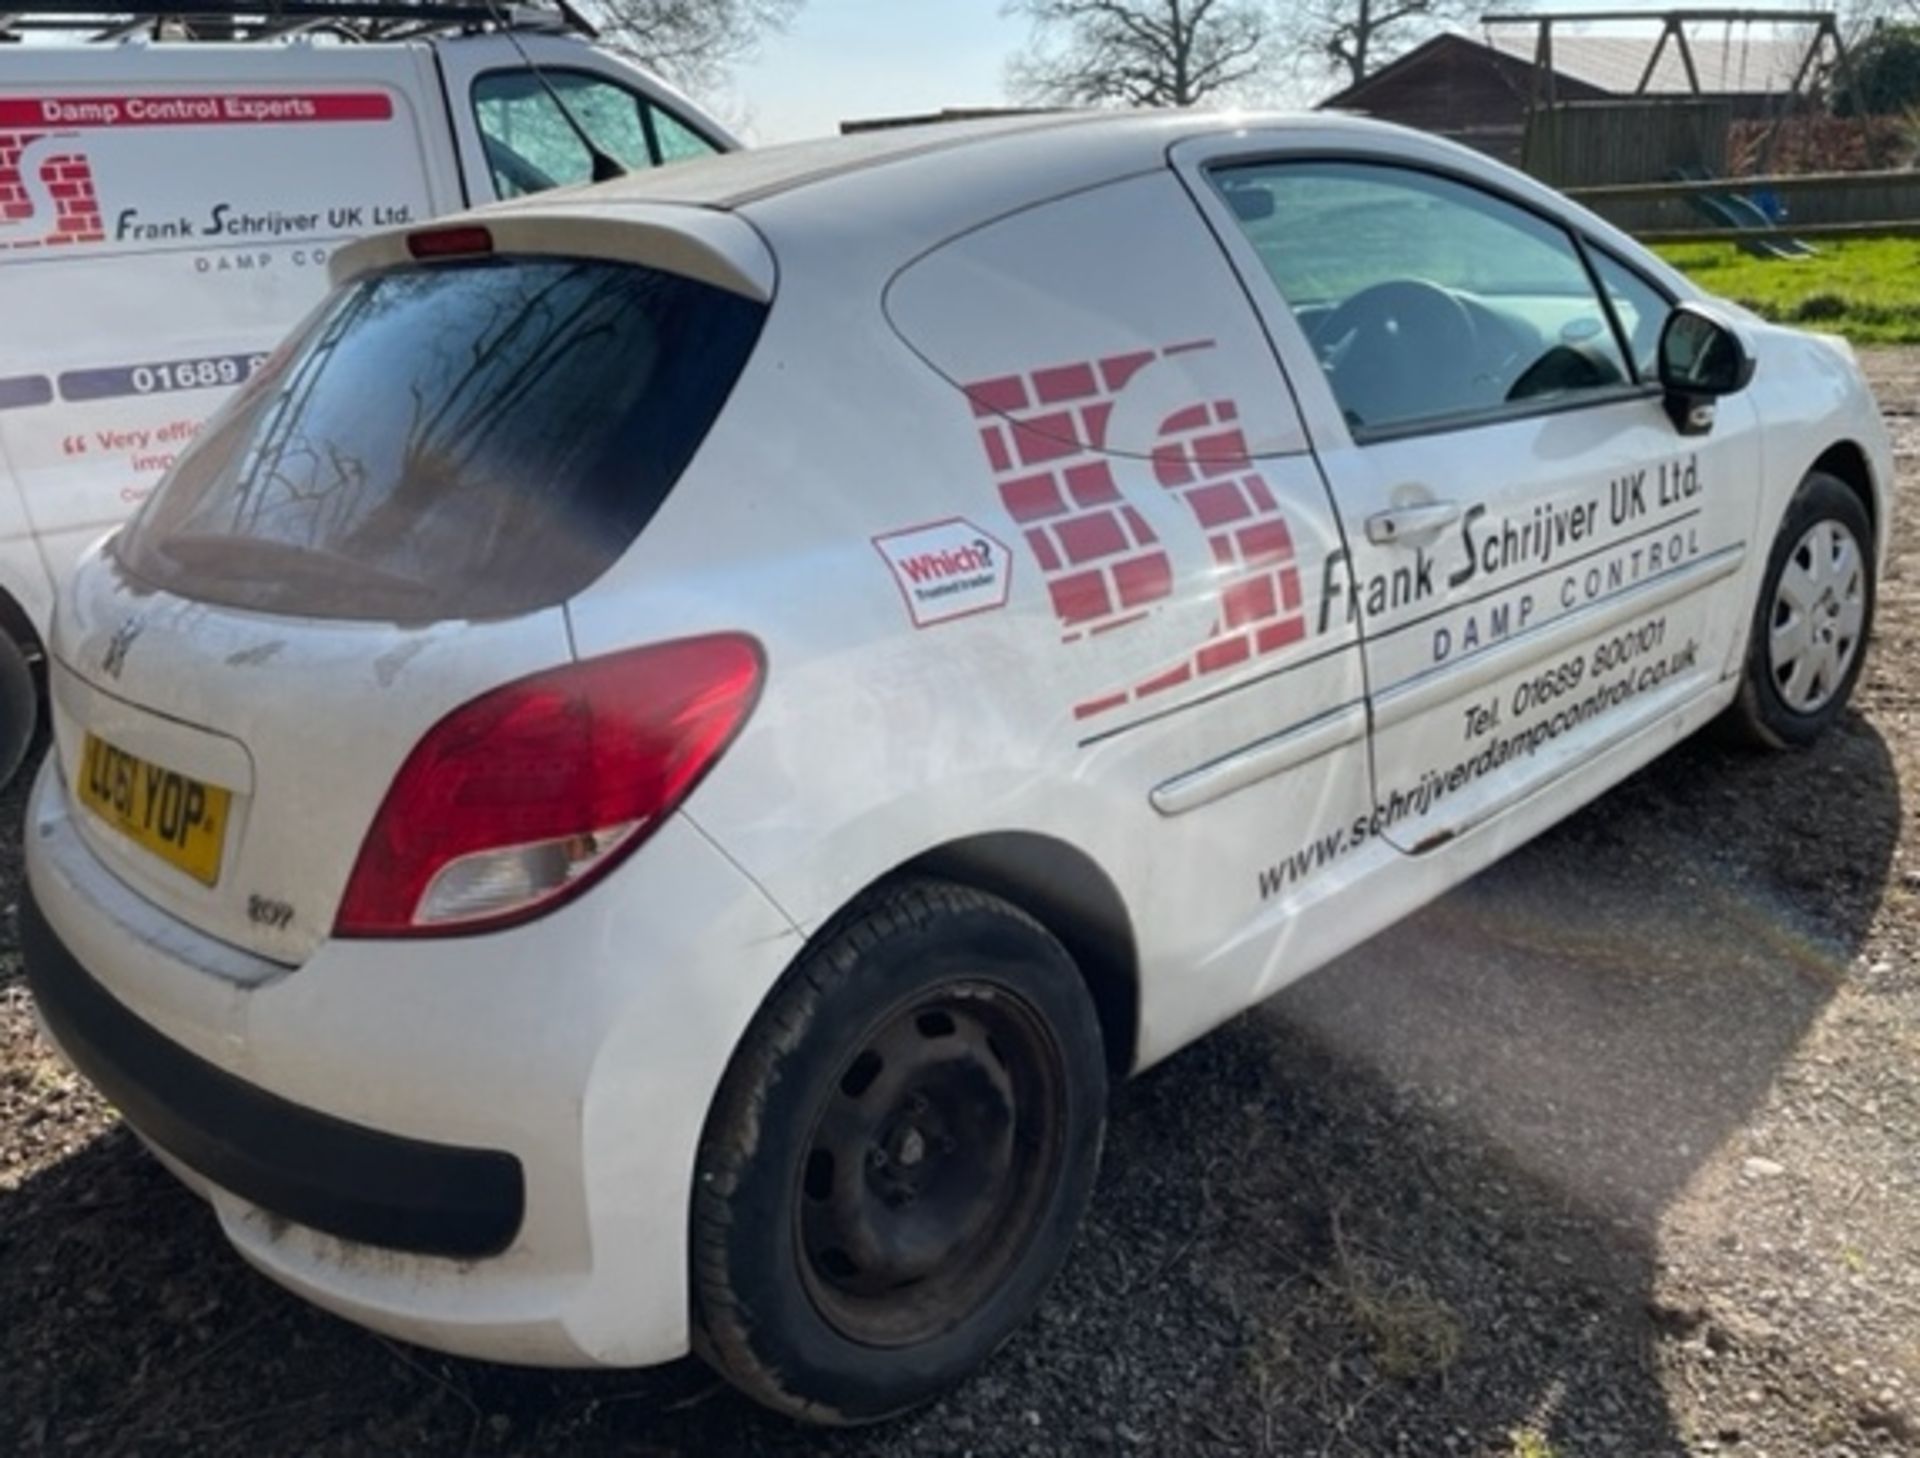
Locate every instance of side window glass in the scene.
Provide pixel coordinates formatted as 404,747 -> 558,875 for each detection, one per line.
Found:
1212,161 -> 1632,436
1590,249 -> 1671,383
472,70 -> 651,198
646,104 -> 721,163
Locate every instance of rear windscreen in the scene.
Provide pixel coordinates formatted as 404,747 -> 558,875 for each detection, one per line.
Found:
114,256 -> 766,621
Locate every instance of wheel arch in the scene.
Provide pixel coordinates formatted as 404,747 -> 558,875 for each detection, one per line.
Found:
1809,439 -> 1878,545
875,831 -> 1143,1080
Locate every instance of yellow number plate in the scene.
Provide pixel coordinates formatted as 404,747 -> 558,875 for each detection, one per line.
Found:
77,734 -> 231,886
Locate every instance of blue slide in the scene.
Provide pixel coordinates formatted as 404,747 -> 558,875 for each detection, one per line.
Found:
1673,168 -> 1816,259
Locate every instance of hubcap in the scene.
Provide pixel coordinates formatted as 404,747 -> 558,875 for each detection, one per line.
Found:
796,983 -> 1066,1348
1768,519 -> 1865,715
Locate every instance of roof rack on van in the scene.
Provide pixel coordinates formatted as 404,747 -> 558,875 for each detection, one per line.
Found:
0,0 -> 598,44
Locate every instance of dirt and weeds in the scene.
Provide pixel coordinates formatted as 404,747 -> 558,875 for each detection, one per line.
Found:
2,354 -> 1917,1456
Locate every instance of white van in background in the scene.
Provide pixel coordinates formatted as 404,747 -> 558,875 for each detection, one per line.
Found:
0,2 -> 736,783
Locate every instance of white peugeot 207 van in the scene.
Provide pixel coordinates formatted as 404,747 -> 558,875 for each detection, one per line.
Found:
0,2 -> 734,785
23,114 -> 1894,1422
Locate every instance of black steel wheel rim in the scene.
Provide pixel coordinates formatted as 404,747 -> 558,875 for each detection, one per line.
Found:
795,979 -> 1068,1348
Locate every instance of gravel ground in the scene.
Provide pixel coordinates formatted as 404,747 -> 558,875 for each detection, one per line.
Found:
3,351 -> 1917,1458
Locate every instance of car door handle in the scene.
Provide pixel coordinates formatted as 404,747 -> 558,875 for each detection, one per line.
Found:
1365,501 -> 1462,546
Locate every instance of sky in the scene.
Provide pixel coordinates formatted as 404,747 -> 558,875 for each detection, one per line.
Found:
723,0 -> 1029,143
719,0 -> 1843,144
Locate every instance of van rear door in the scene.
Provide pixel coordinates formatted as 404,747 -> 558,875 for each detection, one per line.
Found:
0,45 -> 461,590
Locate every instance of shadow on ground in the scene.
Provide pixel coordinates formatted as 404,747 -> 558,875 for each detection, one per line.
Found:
0,709 -> 1901,1456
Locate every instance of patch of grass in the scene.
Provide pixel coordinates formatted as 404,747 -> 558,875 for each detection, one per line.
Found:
1654,237 -> 1920,345
24,1054 -> 73,1096
1510,1430 -> 1561,1458
1342,1270 -> 1464,1380
1325,1217 -> 1465,1381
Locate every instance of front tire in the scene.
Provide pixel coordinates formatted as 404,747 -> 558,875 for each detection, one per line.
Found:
691,879 -> 1107,1424
1725,470 -> 1874,749
0,631 -> 39,790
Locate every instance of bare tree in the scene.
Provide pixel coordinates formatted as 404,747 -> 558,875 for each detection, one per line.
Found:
1285,0 -> 1478,92
586,0 -> 802,91
1842,0 -> 1920,35
1006,0 -> 1273,108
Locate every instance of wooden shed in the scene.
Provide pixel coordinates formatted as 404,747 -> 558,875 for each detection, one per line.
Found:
1321,29 -> 1811,171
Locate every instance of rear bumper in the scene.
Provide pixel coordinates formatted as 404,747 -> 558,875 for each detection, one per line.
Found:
23,755 -> 805,1368
22,889 -> 525,1259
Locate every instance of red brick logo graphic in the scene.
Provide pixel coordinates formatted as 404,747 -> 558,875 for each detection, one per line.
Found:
0,132 -> 106,251
965,344 -> 1307,722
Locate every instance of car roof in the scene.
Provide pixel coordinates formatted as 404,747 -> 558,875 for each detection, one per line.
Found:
402,106 -> 1693,306
478,108 -> 1408,218
582,112 -> 1109,209
449,104 -> 1683,301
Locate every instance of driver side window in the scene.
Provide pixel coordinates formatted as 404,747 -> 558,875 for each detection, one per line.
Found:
1213,161 -> 1633,438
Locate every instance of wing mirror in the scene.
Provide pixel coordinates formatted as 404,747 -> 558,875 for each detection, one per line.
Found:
1657,303 -> 1755,436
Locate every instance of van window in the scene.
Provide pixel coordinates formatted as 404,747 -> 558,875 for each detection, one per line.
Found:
115,257 -> 764,621
473,70 -> 718,196
649,104 -> 721,163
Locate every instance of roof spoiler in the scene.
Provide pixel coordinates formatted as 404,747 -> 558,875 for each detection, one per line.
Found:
330,205 -> 777,303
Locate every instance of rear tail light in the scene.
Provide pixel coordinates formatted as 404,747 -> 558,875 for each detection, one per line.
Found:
406,224 -> 494,260
334,634 -> 763,938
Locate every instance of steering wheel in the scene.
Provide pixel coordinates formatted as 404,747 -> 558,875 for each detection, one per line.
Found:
1314,279 -> 1480,429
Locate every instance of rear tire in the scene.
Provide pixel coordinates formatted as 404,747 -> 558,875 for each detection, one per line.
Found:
691,879 -> 1107,1424
0,632 -> 39,790
1724,471 -> 1874,750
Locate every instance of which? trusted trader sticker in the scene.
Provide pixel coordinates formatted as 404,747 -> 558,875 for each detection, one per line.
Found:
872,517 -> 1013,628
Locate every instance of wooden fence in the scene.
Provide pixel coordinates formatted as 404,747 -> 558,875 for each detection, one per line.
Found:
1524,99 -> 1735,187
1564,169 -> 1920,245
